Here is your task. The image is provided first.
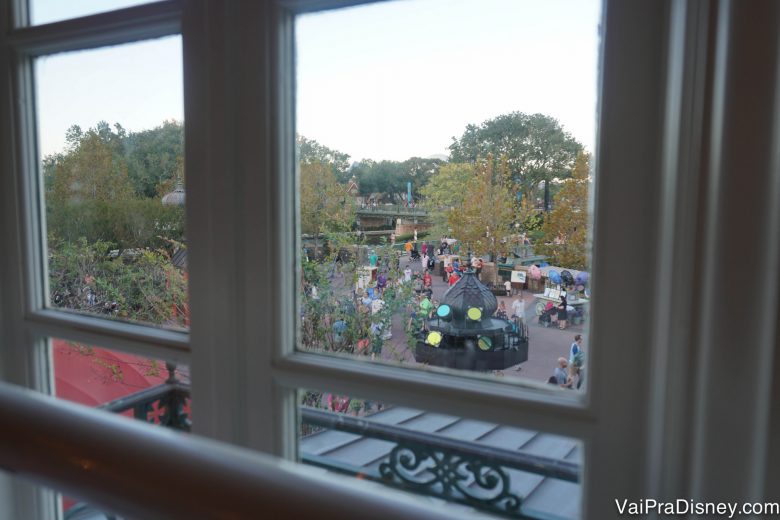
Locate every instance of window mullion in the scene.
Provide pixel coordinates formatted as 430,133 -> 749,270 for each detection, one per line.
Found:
584,0 -> 672,517
7,0 -> 181,56
185,0 -> 291,456
25,309 -> 190,358
690,0 -> 780,504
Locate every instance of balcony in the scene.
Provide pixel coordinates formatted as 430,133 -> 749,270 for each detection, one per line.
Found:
67,369 -> 582,520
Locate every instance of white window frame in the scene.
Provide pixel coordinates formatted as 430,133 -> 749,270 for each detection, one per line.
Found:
0,0 -> 778,519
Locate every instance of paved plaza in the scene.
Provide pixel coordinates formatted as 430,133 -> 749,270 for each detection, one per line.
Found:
339,255 -> 589,384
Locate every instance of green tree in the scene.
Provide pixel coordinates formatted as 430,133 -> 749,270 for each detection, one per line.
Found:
535,152 -> 590,269
48,124 -> 133,205
353,157 -> 442,203
420,162 -> 474,234
298,136 -> 351,182
300,161 -> 355,257
447,156 -> 516,257
124,120 -> 184,198
449,112 -> 582,201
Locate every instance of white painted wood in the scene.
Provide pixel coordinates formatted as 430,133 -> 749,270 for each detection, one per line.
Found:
0,1 -> 56,516
0,0 -> 778,518
8,1 -> 181,56
274,353 -> 593,436
0,380 -> 466,520
25,309 -> 190,362
183,0 -> 295,456
645,0 -> 711,507
583,1 -> 670,517
691,0 -> 780,504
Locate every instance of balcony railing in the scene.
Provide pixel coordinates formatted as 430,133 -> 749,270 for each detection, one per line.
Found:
300,407 -> 580,520
65,375 -> 580,520
99,362 -> 190,431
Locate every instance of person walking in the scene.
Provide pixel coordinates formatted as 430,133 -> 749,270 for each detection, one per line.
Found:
569,334 -> 584,366
421,242 -> 428,257
404,240 -> 413,257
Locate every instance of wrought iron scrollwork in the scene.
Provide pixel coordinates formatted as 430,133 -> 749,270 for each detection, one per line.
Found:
379,444 -> 521,516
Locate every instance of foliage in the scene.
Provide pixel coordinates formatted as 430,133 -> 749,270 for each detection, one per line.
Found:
42,121 -> 189,330
124,120 -> 184,198
47,123 -> 134,204
299,237 -> 414,359
49,237 -> 188,328
352,157 -> 442,202
449,112 -> 582,200
298,135 -> 351,182
535,152 -> 591,269
447,156 -> 516,257
44,122 -> 185,251
44,120 -> 185,201
420,162 -> 474,233
300,161 -> 356,236
48,198 -> 184,252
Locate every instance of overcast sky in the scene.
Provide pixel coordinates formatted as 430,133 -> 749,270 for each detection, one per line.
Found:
35,0 -> 601,162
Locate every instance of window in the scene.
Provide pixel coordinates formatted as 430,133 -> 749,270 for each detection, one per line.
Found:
1,1 -> 779,519
295,0 -> 599,393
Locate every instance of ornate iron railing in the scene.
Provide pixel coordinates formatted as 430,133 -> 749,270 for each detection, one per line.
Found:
99,362 -> 191,431
79,377 -> 577,520
300,407 -> 580,520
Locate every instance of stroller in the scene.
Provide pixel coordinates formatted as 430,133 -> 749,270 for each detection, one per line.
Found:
538,302 -> 557,327
410,249 -> 421,261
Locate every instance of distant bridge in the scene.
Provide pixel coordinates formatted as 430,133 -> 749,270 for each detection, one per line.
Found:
356,205 -> 432,234
356,205 -> 429,219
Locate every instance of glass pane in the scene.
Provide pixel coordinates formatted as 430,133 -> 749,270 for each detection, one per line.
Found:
37,37 -> 188,331
50,337 -> 191,517
299,389 -> 583,520
30,0 -> 156,26
296,0 -> 598,388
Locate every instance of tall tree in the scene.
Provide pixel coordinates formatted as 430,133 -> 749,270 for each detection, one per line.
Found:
44,122 -> 185,250
535,152 -> 590,269
420,162 -> 474,234
447,156 -> 515,257
298,136 -> 351,182
300,160 -> 355,236
124,120 -> 184,198
353,157 -> 442,203
449,112 -> 582,201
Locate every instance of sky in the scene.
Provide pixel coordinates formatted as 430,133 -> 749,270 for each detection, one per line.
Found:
36,35 -> 183,157
34,0 -> 601,162
296,0 -> 602,161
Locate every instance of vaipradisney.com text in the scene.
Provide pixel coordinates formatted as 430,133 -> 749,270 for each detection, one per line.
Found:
615,499 -> 780,518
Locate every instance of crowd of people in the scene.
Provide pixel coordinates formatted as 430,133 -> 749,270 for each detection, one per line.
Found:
304,233 -> 588,391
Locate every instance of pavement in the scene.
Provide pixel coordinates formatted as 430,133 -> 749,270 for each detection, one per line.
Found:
374,255 -> 589,384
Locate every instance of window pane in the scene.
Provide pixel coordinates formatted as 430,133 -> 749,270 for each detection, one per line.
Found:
296,0 -> 598,388
49,337 -> 191,516
30,0 -> 156,26
37,37 -> 188,331
299,389 -> 583,519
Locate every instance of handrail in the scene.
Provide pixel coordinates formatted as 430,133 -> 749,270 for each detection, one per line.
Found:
0,381 -> 455,520
301,407 -> 580,483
